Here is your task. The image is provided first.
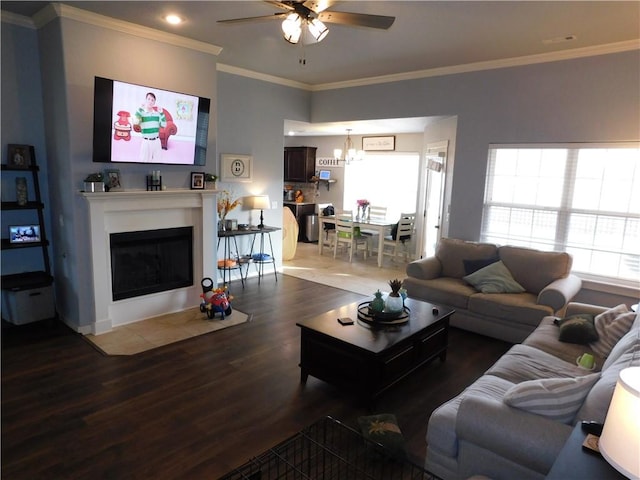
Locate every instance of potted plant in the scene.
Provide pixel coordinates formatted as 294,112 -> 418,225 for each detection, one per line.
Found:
84,173 -> 105,193
204,173 -> 217,190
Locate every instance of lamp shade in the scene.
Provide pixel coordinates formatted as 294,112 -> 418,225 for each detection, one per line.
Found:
599,366 -> 640,479
245,195 -> 270,211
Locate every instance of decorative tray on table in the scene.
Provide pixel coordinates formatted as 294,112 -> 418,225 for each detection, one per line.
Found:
357,301 -> 410,325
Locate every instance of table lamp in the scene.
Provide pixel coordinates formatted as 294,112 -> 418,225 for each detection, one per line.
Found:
245,195 -> 270,229
598,366 -> 640,479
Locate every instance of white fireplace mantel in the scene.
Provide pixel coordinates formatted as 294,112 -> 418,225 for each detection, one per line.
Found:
81,189 -> 218,334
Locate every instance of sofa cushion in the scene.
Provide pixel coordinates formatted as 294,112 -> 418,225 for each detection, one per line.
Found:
589,305 -> 636,358
524,317 -> 604,367
504,373 -> 600,424
426,375 -> 514,458
436,238 -> 498,279
486,344 -> 588,383
576,336 -> 640,424
602,316 -> 640,371
498,246 -> 572,294
463,260 -> 525,294
405,277 -> 476,309
463,254 -> 500,275
555,314 -> 599,344
468,293 -> 552,329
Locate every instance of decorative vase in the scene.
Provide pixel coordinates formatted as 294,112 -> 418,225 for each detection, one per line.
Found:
16,177 -> 28,206
370,290 -> 385,313
384,294 -> 404,313
362,205 -> 368,220
205,181 -> 216,190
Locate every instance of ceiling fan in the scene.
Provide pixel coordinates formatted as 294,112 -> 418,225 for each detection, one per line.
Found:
218,1 -> 395,44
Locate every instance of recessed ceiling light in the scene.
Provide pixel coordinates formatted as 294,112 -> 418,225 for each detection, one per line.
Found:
165,14 -> 183,25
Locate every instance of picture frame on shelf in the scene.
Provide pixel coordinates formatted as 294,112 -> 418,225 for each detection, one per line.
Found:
190,171 -> 205,190
7,144 -> 33,169
362,136 -> 395,152
221,154 -> 252,182
105,169 -> 122,191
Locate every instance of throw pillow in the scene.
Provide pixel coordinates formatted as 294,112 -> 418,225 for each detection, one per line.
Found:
504,373 -> 600,424
463,255 -> 501,275
590,304 -> 636,358
462,260 -> 526,294
357,413 -> 406,459
554,314 -> 599,344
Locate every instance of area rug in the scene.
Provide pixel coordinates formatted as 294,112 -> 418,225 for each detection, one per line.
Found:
84,307 -> 251,356
283,243 -> 407,297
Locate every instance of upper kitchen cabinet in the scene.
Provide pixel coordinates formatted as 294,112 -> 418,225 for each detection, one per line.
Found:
284,147 -> 316,183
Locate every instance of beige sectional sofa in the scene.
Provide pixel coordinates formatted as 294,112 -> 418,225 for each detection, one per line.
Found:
425,302 -> 639,480
404,238 -> 583,343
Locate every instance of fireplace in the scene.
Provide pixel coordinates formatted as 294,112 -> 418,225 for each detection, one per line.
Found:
82,190 -> 218,334
110,227 -> 193,301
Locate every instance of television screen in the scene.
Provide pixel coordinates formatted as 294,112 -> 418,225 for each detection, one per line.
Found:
93,77 -> 210,165
9,225 -> 41,243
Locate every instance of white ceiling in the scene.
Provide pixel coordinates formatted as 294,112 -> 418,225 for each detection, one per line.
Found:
3,1 -> 639,135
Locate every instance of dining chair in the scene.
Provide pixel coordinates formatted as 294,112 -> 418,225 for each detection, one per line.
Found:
382,212 -> 416,262
333,214 -> 369,262
360,205 -> 388,239
317,203 -> 335,248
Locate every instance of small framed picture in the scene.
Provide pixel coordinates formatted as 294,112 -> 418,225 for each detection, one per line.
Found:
362,136 -> 395,151
7,144 -> 33,169
221,154 -> 252,182
105,169 -> 122,191
190,171 -> 205,190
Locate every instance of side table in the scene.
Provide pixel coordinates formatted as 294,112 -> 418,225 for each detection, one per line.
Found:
545,424 -> 625,479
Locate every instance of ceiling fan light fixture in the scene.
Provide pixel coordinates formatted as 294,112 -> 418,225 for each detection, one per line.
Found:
308,18 -> 329,42
282,13 -> 302,44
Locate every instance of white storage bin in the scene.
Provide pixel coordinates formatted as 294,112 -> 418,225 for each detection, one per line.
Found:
1,285 -> 55,325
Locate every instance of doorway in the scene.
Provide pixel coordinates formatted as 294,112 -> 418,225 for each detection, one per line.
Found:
420,141 -> 448,258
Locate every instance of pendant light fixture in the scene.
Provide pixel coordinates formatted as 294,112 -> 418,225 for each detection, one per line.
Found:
334,129 -> 365,164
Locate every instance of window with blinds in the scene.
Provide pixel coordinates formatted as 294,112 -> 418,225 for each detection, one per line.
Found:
481,144 -> 640,285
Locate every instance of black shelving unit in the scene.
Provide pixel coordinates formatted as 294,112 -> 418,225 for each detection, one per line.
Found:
1,148 -> 55,324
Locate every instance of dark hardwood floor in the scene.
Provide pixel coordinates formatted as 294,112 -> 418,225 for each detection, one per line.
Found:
2,275 -> 511,479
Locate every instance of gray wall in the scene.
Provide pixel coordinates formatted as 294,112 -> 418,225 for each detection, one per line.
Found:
311,51 -> 640,240
2,12 -> 638,326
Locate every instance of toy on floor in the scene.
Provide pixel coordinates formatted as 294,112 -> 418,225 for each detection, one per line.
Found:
199,277 -> 233,319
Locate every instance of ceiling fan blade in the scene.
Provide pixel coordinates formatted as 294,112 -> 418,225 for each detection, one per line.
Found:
263,1 -> 295,12
217,13 -> 288,24
317,11 -> 395,29
303,0 -> 340,14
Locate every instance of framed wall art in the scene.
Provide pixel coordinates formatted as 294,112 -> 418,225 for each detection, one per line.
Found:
190,171 -> 205,190
362,136 -> 396,152
221,154 -> 252,182
7,144 -> 34,169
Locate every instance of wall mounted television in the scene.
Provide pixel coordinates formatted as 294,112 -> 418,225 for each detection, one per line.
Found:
93,76 -> 210,165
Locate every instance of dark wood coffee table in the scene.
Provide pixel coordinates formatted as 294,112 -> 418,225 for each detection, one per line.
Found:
297,298 -> 454,405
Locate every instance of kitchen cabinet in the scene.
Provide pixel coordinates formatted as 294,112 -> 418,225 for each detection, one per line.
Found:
284,147 -> 316,183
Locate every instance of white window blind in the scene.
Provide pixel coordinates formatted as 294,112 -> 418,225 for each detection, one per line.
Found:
482,144 -> 640,285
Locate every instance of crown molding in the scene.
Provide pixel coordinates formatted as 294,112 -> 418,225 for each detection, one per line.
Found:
311,39 -> 640,91
218,39 -> 639,92
30,2 -> 222,56
1,10 -> 37,28
216,64 -> 309,91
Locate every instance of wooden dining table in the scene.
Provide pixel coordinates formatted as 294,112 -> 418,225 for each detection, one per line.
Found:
318,215 -> 395,267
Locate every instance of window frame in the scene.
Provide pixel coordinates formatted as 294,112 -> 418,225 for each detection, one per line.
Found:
481,143 -> 640,290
